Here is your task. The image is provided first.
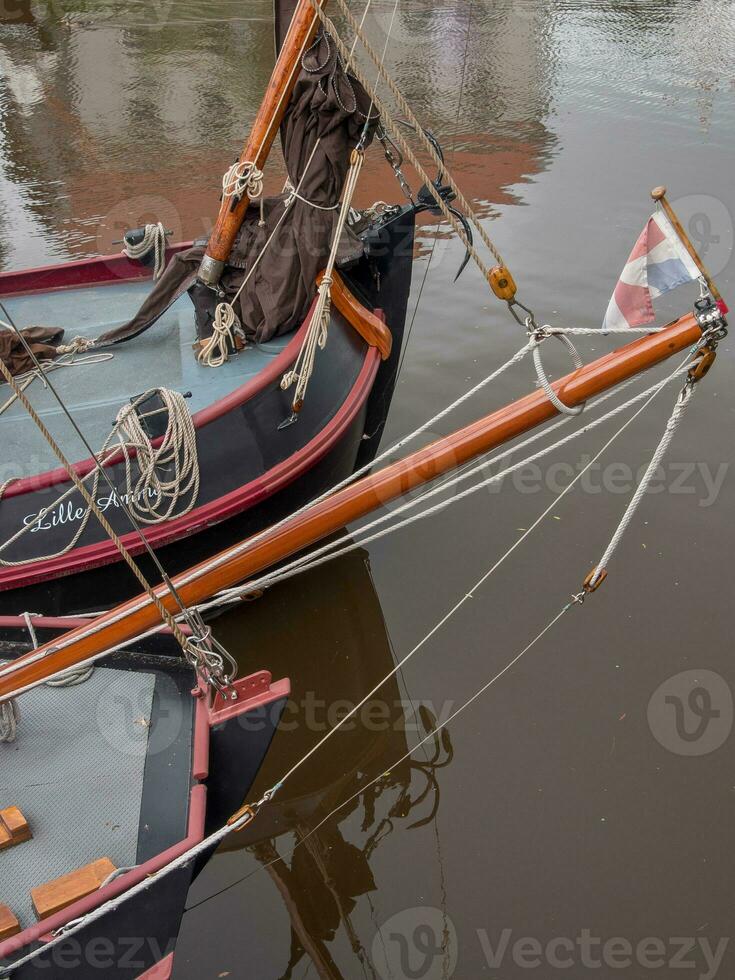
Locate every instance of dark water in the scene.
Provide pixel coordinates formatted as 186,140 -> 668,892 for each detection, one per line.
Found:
2,1 -> 735,978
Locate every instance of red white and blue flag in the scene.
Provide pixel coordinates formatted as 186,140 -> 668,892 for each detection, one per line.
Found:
603,211 -> 701,331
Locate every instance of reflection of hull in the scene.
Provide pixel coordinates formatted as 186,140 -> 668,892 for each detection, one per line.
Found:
213,546 -> 412,847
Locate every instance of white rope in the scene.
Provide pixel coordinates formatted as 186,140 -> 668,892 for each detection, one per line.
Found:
111,388 -> 200,526
0,353 -> 114,420
531,331 -> 586,417
200,357 -> 697,617
201,140 -> 324,366
197,302 -> 243,368
0,695 -> 19,743
18,612 -> 95,692
281,150 -> 365,411
589,381 -> 697,586
221,161 -> 264,202
122,222 -> 168,281
0,387 -> 199,565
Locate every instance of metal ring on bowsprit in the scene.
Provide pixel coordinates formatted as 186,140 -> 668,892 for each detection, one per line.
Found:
531,330 -> 586,416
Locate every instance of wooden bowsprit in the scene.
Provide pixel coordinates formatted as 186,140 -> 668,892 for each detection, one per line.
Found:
0,303 -> 726,703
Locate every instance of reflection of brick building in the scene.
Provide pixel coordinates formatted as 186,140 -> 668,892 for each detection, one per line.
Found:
0,2 -> 556,267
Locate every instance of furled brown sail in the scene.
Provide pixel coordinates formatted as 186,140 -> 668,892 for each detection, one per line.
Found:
98,4 -> 377,349
0,325 -> 64,381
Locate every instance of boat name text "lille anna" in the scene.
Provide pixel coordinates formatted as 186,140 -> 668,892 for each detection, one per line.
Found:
22,489 -> 161,533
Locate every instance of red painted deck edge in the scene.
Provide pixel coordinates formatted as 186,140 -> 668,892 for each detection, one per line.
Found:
0,243 -> 194,297
0,348 -> 381,591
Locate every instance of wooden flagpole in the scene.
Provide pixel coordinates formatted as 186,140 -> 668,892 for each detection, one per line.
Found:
0,311 -> 710,701
651,186 -> 728,313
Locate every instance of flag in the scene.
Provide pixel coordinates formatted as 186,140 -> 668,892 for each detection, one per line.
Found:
603,211 -> 701,330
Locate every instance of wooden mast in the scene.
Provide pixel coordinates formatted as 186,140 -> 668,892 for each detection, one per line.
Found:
197,0 -> 327,289
0,311 -> 710,701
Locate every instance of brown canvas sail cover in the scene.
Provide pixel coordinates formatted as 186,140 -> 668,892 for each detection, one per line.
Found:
98,6 -> 377,349
0,325 -> 65,381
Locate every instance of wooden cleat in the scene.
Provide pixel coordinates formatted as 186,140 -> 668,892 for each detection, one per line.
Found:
31,857 -> 117,921
0,905 -> 21,941
0,807 -> 32,852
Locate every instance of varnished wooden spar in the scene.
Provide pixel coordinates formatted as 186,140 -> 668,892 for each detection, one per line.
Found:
198,0 -> 327,286
0,312 -> 705,699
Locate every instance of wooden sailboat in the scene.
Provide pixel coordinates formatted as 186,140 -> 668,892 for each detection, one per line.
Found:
0,0 -> 416,611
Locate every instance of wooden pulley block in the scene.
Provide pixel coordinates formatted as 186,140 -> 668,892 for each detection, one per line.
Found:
488,266 -> 517,302
583,568 -> 607,593
689,348 -> 717,383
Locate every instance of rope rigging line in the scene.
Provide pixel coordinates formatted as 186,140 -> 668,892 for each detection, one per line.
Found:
196,344 -> 701,616
281,148 -> 365,413
306,0 -> 510,290
220,351 -> 703,795
2,340 -> 711,954
0,316 -> 239,699
396,0 -> 475,381
588,380 -> 697,587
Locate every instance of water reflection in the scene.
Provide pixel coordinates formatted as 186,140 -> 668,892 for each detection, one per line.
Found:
0,0 -> 562,269
185,547 -> 453,980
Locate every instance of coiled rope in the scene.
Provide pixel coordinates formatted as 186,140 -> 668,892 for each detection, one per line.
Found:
222,160 -> 264,202
122,222 -> 168,281
0,387 -> 199,566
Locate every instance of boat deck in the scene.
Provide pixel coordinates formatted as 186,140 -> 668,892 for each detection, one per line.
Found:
0,281 -> 290,479
0,666 -> 155,929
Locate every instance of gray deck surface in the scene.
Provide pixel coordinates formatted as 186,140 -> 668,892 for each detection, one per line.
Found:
0,666 -> 155,929
1,282 -> 289,479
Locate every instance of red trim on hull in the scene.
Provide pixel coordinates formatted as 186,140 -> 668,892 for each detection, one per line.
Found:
0,244 -> 194,298
0,349 -> 381,591
135,953 -> 175,980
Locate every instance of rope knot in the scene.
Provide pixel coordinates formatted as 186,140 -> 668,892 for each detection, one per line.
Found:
197,303 -> 243,369
222,161 -> 264,202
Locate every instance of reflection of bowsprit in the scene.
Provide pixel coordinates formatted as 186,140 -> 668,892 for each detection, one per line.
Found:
688,212 -> 720,259
664,686 -> 721,743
